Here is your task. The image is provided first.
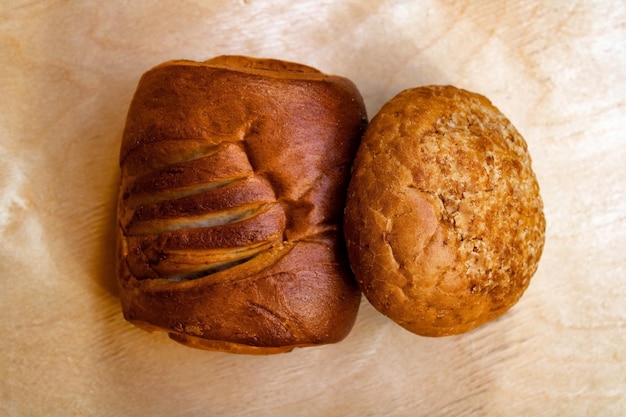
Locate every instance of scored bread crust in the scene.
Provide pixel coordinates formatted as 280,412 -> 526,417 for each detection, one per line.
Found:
117,56 -> 367,354
344,85 -> 545,337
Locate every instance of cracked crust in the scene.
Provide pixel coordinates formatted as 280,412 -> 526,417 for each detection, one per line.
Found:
344,85 -> 545,336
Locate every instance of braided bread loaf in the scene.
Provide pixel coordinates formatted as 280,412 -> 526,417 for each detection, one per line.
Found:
116,56 -> 367,354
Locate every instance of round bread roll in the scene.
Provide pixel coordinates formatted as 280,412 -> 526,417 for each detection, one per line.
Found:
344,85 -> 545,337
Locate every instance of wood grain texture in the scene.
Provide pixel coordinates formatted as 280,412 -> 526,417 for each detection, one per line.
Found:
0,0 -> 624,416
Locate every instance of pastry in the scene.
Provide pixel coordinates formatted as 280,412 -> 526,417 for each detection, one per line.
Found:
117,56 -> 367,353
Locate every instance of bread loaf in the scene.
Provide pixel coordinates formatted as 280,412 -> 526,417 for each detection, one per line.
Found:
344,85 -> 545,337
117,56 -> 367,354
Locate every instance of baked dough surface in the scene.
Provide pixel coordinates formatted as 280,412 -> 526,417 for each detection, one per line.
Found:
344,85 -> 546,336
117,56 -> 367,353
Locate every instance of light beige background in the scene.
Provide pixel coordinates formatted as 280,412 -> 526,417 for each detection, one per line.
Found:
1,1 -> 624,416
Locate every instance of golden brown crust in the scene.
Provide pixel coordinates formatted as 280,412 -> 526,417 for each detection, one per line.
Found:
117,56 -> 367,353
344,85 -> 545,337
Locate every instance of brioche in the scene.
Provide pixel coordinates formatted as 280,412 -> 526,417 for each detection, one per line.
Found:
344,85 -> 545,337
117,56 -> 367,354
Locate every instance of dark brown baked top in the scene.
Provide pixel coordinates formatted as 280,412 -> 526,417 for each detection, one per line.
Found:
117,56 -> 367,353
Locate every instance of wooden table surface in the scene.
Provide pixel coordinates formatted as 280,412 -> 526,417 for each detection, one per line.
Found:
1,1 -> 624,416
